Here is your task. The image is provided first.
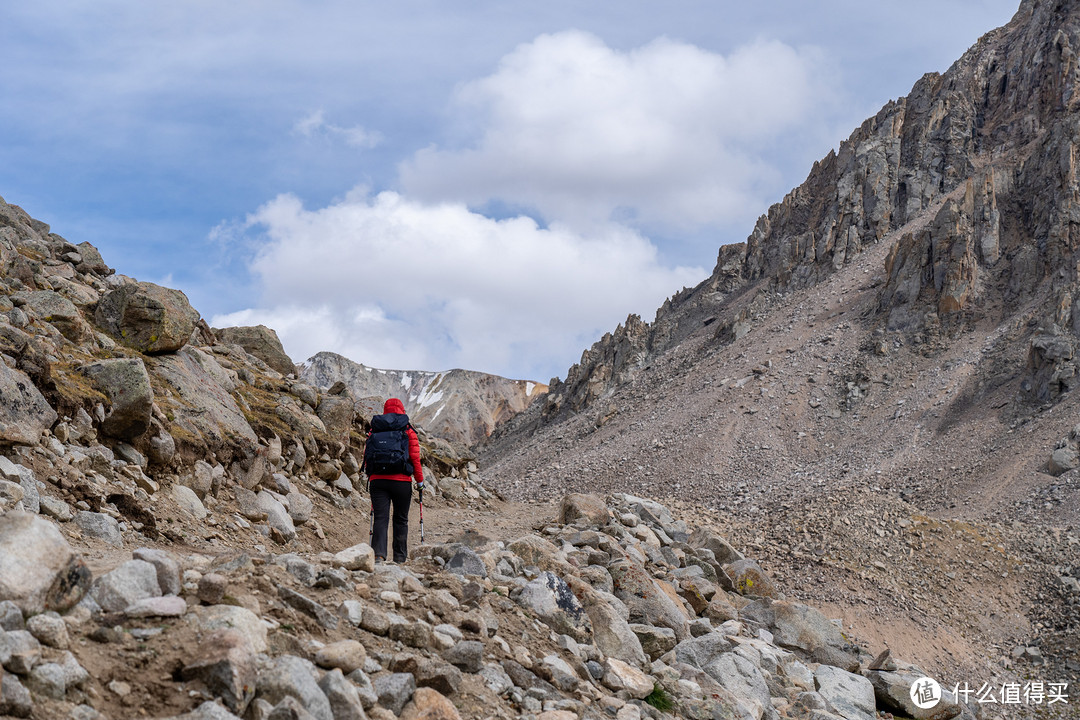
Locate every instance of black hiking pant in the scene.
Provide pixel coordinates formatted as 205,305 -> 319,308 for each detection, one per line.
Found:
370,479 -> 412,562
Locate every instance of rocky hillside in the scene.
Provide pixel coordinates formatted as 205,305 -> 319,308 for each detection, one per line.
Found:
301,352 -> 547,448
481,0 -> 1080,699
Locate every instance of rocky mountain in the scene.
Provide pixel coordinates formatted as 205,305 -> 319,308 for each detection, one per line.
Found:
0,193 -> 971,719
301,352 -> 547,449
482,0 -> 1080,695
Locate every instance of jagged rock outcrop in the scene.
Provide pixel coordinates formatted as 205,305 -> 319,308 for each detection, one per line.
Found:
213,325 -> 296,376
487,0 -> 1080,435
301,352 -> 547,447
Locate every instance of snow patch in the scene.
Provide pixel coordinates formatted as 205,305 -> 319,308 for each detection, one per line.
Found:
430,405 -> 444,422
401,373 -> 413,391
526,382 -> 535,395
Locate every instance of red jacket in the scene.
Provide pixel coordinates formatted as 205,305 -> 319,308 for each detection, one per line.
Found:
367,398 -> 423,483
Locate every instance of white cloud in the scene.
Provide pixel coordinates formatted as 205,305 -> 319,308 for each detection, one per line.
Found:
213,188 -> 705,380
400,31 -> 832,232
294,110 -> 382,149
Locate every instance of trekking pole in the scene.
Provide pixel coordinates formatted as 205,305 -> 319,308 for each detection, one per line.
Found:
367,477 -> 374,544
419,486 -> 424,544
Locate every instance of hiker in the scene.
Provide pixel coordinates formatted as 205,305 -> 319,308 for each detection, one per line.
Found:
363,398 -> 423,563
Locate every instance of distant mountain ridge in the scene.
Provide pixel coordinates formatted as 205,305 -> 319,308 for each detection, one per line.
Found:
300,351 -> 546,447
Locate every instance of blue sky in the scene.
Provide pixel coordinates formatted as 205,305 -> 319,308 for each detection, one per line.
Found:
1,1 -> 1019,381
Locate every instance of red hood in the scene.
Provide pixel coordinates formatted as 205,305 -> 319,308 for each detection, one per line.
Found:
383,398 -> 406,414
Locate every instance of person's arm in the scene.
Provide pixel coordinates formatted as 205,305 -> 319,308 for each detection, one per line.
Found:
407,427 -> 424,484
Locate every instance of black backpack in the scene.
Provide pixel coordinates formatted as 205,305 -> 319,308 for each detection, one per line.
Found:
363,413 -> 414,476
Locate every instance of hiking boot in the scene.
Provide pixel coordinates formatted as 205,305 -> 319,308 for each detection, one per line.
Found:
375,556 -> 386,565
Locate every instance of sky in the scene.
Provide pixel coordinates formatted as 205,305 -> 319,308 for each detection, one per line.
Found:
0,1 -> 1020,382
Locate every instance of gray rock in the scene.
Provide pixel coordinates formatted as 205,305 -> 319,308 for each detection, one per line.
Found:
278,587 -> 338,630
79,358 -> 153,440
815,665 -> 877,720
374,672 -> 415,715
0,355 -> 58,446
317,668 -> 366,720
0,511 -> 88,615
442,640 -> 484,673
725,559 -> 780,598
257,491 -> 296,543
146,348 -> 258,452
38,495 -> 73,522
517,571 -> 591,643
125,595 -> 187,617
94,281 -> 200,353
192,605 -> 268,653
90,559 -> 161,613
337,600 -> 364,627
630,623 -> 677,661
0,668 -> 32,717
183,460 -> 215,499
345,668 -> 377,710
559,493 -> 609,527
149,430 -> 177,466
675,631 -> 734,670
172,483 -> 208,520
75,511 -> 123,547
446,547 -> 487,578
214,325 -> 296,376
256,655 -> 333,720
286,492 -> 313,525
26,612 -> 68,649
701,652 -> 772,720
315,395 -> 355,446
0,459 -> 38,514
0,480 -> 24,512
333,543 -> 374,572
0,630 -> 42,675
133,547 -> 183,596
1049,446 -> 1079,476
359,604 -> 390,635
570,583 -> 646,667
26,661 -> 66,699
181,628 -> 257,715
687,526 -> 744,565
608,559 -> 691,641
0,601 -> 23,631
866,669 -> 962,720
479,663 -> 514,695
284,557 -> 316,586
387,620 -> 435,650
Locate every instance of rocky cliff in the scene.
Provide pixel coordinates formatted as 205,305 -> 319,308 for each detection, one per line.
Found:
490,0 -> 1080,431
301,352 -> 547,448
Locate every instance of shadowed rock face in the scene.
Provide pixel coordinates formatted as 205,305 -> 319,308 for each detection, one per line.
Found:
213,325 -> 296,376
300,352 -> 547,447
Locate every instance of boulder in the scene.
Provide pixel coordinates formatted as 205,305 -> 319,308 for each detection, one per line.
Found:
257,491 -> 296,543
401,686 -> 462,720
317,668 -> 366,720
0,458 -> 37,515
94,281 -> 200,353
375,672 -> 416,715
181,628 -> 257,714
815,665 -> 877,720
147,348 -> 258,450
725,559 -> 780,598
866,669 -> 963,720
89,559 -> 161,613
75,511 -> 123,547
559,493 -> 609,527
630,624 -> 677,661
191,605 -> 268,653
700,652 -> 772,720
0,363 -> 57,446
0,512 -> 88,615
215,325 -> 296,376
608,559 -> 691,640
601,658 -> 654,699
517,572 -> 592,643
446,547 -> 487,578
332,543 -> 375,572
566,579 -> 646,667
79,358 -> 153,439
11,290 -> 91,343
132,547 -> 183,596
172,484 -> 208,520
256,655 -> 333,720
1049,446 -> 1079,476
314,640 -> 367,674
688,527 -> 744,565
316,395 -> 354,445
